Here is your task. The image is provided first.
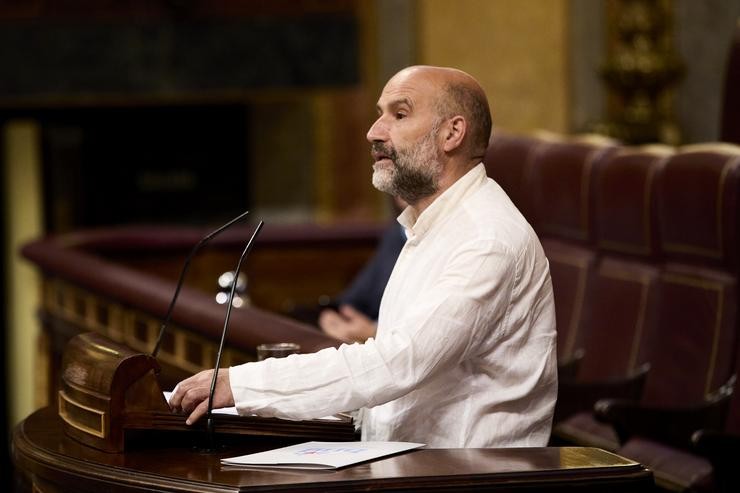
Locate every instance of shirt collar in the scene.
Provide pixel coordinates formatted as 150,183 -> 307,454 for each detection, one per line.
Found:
397,163 -> 487,240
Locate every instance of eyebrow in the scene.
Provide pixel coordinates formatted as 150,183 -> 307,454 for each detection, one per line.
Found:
377,97 -> 414,114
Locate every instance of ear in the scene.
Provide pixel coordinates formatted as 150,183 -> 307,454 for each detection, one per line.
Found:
441,115 -> 467,152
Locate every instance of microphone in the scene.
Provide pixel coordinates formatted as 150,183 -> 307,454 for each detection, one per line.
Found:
205,220 -> 265,451
151,210 -> 250,358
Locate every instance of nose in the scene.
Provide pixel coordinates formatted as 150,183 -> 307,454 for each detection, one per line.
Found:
366,116 -> 388,143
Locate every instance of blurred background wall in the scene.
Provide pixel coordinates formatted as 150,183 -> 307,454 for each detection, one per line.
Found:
2,0 -> 739,476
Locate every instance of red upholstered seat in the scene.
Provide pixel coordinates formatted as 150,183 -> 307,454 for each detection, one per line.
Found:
482,131 -> 740,491
582,146 -> 669,379
552,146 -> 670,448
530,137 -> 617,369
643,265 -> 737,407
594,145 -> 740,492
540,237 -> 597,369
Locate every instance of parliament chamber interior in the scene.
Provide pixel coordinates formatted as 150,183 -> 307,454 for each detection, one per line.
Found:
2,1 -> 740,492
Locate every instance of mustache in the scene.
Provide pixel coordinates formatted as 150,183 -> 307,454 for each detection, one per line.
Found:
371,142 -> 397,161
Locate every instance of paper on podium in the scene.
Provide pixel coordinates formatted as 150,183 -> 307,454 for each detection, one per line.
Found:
221,441 -> 425,470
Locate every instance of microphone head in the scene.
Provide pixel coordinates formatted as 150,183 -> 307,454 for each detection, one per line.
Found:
151,210 -> 249,357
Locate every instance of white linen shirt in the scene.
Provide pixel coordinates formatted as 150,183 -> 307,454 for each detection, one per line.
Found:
229,163 -> 557,447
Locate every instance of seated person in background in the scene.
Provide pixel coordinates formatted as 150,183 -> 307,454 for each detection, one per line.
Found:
318,197 -> 407,343
170,65 -> 557,448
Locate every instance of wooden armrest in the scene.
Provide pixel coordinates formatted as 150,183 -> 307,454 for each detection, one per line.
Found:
692,428 -> 740,457
557,349 -> 584,381
595,380 -> 733,447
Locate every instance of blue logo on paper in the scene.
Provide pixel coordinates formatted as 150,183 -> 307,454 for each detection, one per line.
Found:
294,447 -> 366,455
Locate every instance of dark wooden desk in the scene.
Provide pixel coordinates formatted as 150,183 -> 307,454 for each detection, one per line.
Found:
13,407 -> 653,492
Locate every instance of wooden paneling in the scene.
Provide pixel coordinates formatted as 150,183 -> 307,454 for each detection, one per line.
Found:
417,0 -> 570,134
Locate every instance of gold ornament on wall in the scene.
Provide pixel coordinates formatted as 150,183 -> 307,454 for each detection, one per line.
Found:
594,0 -> 685,144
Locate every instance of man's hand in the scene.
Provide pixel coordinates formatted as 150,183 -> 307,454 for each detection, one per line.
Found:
319,304 -> 377,343
167,368 -> 235,425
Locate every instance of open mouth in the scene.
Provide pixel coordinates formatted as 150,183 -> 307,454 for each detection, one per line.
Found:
371,144 -> 395,164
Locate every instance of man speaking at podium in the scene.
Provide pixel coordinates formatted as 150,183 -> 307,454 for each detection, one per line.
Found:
169,65 -> 557,448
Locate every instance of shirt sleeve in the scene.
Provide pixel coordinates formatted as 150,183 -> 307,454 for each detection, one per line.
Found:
229,238 -> 517,420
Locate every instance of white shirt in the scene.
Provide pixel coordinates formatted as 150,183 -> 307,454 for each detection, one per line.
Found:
230,163 -> 557,447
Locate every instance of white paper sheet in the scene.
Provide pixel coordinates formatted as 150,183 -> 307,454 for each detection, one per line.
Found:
220,441 -> 425,469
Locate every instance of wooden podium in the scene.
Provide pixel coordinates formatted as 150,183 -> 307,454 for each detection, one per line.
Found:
13,407 -> 654,492
21,326 -> 656,492
57,332 -> 355,453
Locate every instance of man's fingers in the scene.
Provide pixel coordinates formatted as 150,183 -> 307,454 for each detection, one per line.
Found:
168,382 -> 188,411
168,368 -> 234,425
181,391 -> 199,412
168,369 -> 213,413
339,304 -> 364,320
319,309 -> 344,326
186,400 -> 210,426
319,310 -> 352,341
323,321 -> 353,343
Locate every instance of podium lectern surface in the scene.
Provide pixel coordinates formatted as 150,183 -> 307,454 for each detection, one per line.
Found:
13,407 -> 654,492
57,332 -> 355,453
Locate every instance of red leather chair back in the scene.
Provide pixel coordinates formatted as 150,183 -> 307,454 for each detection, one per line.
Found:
530,136 -> 617,364
483,131 -> 543,221
657,145 -> 740,272
643,266 -> 737,405
595,146 -> 669,259
531,137 -> 617,243
642,145 -> 740,405
578,147 -> 670,380
543,238 -> 597,364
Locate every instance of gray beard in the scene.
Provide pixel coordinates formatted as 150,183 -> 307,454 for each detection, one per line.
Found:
372,130 -> 442,203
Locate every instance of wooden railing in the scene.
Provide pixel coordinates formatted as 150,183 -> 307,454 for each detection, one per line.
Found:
22,222 -> 383,398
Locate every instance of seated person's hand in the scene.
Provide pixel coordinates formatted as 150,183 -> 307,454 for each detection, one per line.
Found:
319,304 -> 377,343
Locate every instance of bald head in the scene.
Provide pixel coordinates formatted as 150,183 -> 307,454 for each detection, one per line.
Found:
367,66 -> 493,208
389,66 -> 492,160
